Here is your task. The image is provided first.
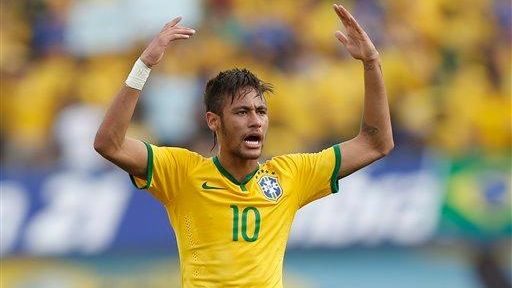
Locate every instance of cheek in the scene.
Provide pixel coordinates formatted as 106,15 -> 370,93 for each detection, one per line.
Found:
262,116 -> 269,129
220,120 -> 241,139
226,117 -> 246,130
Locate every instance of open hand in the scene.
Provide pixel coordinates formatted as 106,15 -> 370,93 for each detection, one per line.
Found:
333,4 -> 379,62
140,16 -> 195,68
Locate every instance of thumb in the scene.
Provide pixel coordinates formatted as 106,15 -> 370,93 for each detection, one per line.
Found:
334,31 -> 348,45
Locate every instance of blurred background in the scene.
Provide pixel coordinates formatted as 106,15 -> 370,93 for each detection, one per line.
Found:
1,0 -> 511,287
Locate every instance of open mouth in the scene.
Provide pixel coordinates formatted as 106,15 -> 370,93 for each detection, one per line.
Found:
243,134 -> 262,148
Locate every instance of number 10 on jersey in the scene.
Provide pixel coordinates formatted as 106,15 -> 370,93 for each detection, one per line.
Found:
230,205 -> 261,242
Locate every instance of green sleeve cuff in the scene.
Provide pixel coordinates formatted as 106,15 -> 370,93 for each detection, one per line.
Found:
330,144 -> 342,193
129,141 -> 154,190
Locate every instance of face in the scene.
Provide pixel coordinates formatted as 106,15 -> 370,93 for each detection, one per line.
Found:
206,88 -> 268,160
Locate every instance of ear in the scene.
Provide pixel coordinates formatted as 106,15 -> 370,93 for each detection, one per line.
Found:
205,111 -> 220,132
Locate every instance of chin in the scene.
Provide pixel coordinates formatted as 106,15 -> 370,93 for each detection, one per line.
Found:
239,149 -> 262,160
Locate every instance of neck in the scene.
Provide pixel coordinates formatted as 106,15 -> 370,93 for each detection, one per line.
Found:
217,150 -> 259,182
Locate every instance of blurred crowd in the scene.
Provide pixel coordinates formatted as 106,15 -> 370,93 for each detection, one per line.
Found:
1,0 -> 511,170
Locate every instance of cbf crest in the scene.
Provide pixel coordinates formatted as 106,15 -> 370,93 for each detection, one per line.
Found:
258,176 -> 282,201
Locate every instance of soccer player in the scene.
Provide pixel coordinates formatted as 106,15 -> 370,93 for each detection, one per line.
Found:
94,4 -> 393,287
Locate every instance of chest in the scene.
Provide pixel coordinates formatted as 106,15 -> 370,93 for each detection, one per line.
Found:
172,167 -> 300,227
170,169 -> 298,244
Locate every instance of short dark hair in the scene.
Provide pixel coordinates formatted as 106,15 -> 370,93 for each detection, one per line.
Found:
203,68 -> 273,115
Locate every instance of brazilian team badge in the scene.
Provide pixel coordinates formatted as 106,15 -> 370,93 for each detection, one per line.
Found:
258,176 -> 282,201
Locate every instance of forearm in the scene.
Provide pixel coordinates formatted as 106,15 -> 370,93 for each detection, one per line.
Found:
93,17 -> 194,177
333,4 -> 394,178
359,58 -> 393,153
94,85 -> 141,155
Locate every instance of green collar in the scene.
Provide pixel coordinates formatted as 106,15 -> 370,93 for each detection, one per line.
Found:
212,156 -> 259,191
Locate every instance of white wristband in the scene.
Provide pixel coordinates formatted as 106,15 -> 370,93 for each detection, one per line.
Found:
125,58 -> 151,90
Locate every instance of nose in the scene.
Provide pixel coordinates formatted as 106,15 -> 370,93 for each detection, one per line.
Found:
248,110 -> 262,128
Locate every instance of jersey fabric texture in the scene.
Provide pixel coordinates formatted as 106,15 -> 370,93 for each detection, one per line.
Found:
130,142 -> 342,288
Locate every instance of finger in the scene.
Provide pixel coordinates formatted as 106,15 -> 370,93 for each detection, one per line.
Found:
337,5 -> 365,34
169,16 -> 182,26
336,4 -> 356,29
165,28 -> 196,36
334,31 -> 348,45
169,34 -> 191,41
164,16 -> 182,29
175,24 -> 193,29
160,30 -> 194,44
333,4 -> 350,28
171,27 -> 196,37
334,4 -> 349,21
337,4 -> 354,20
172,27 -> 196,34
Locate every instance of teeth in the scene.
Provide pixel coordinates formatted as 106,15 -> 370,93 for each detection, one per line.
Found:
245,140 -> 259,145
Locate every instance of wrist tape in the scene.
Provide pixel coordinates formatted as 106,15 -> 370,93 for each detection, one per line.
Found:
125,58 -> 151,90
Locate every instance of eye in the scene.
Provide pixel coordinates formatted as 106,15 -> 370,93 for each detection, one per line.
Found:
236,111 -> 247,116
257,109 -> 267,115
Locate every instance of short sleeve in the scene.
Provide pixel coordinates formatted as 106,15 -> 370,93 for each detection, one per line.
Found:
274,144 -> 342,208
129,142 -> 202,204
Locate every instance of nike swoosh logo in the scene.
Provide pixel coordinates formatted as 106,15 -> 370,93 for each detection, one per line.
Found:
202,182 -> 226,190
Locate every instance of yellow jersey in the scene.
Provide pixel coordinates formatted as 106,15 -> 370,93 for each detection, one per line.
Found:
131,142 -> 342,288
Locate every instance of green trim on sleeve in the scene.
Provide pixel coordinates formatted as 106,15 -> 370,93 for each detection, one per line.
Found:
330,144 -> 342,193
129,141 -> 154,190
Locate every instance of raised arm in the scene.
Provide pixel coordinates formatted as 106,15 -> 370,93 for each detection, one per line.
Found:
94,16 -> 195,178
332,4 -> 394,178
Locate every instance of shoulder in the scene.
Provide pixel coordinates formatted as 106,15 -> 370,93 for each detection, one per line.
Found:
150,145 -> 207,166
263,153 -> 303,175
265,145 -> 340,171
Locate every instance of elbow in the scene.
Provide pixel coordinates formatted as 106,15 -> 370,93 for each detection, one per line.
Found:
380,141 -> 394,156
93,132 -> 115,157
370,137 -> 394,159
377,136 -> 395,157
93,134 -> 107,155
359,132 -> 394,158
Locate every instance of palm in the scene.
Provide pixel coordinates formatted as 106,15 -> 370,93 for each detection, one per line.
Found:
333,4 -> 378,61
345,29 -> 367,59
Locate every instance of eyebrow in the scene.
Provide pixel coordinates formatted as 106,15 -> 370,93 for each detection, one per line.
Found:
231,105 -> 267,111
